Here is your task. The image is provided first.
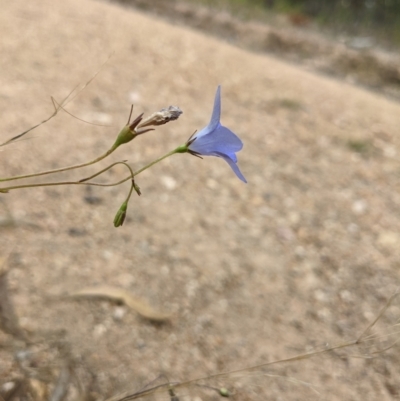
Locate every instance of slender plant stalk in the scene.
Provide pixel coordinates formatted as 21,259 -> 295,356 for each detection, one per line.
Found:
80,147 -> 180,184
131,147 -> 180,176
0,147 -> 182,192
0,144 -> 118,183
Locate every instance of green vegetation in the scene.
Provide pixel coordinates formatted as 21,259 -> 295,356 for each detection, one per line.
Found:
346,139 -> 373,156
285,0 -> 400,45
188,0 -> 400,47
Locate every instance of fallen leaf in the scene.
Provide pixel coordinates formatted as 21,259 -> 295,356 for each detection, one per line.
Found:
68,286 -> 171,322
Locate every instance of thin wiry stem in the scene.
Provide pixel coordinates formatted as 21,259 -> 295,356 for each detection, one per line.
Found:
0,54 -> 112,148
0,147 -> 182,192
82,147 -> 181,186
0,145 -> 118,183
105,291 -> 399,401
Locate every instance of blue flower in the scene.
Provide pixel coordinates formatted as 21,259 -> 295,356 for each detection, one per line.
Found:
187,86 -> 246,183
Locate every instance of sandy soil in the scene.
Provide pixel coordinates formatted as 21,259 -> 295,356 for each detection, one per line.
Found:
1,0 -> 400,400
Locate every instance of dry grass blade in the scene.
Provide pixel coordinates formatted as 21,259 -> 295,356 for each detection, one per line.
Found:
0,55 -> 112,148
69,286 -> 171,322
106,291 -> 400,401
0,92 -> 78,148
51,98 -> 111,127
356,290 -> 400,343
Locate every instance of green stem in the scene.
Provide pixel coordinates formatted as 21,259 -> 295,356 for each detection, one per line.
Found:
0,144 -> 118,183
0,146 -> 185,192
0,180 -> 93,192
119,161 -> 136,204
132,147 -> 182,176
80,146 -> 184,186
79,161 -> 128,183
124,180 -> 135,203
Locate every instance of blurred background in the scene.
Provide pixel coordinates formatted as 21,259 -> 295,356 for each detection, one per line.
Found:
116,0 -> 400,100
120,0 -> 400,46
1,0 -> 400,400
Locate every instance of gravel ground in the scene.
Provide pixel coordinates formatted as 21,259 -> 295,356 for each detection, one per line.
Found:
1,0 -> 400,400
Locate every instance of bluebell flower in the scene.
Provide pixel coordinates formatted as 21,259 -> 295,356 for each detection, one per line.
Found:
186,86 -> 246,183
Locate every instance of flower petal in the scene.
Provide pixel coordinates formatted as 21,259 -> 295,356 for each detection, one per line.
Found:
202,149 -> 237,163
216,152 -> 247,183
186,85 -> 246,183
208,85 -> 221,131
189,126 -> 243,156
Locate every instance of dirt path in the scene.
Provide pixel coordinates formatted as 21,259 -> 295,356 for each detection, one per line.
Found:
1,0 -> 400,400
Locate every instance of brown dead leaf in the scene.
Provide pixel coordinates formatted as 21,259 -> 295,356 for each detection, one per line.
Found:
68,286 -> 171,322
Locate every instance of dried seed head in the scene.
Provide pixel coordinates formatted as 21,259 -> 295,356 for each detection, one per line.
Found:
137,106 -> 182,129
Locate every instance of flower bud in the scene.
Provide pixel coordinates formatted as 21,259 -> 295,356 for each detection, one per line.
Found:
132,180 -> 141,196
112,113 -> 144,150
113,202 -> 128,227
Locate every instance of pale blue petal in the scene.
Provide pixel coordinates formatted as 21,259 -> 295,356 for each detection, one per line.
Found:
189,126 -> 243,155
208,85 -> 221,131
202,149 -> 237,163
187,85 -> 246,183
191,125 -> 213,141
217,153 -> 247,183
